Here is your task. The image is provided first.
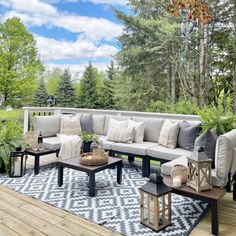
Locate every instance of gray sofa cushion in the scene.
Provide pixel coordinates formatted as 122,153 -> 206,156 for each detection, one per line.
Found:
147,145 -> 192,161
194,130 -> 217,168
178,120 -> 201,151
112,142 -> 158,156
132,117 -> 164,143
81,113 -> 93,134
104,115 -> 130,135
34,115 -> 61,137
161,155 -> 188,176
43,136 -> 61,150
92,115 -> 105,135
98,135 -> 115,150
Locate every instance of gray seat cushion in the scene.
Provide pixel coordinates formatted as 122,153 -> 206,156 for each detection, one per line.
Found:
81,113 -> 93,134
161,156 -> 188,175
132,117 -> 164,143
147,145 -> 192,161
43,137 -> 61,150
178,120 -> 201,151
112,142 -> 158,156
34,115 -> 61,137
98,135 -> 115,150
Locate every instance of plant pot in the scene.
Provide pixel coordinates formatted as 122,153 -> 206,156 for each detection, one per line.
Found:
82,141 -> 92,153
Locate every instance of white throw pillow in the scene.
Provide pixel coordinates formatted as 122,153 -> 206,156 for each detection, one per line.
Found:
128,119 -> 145,143
108,118 -> 128,130
60,114 -> 81,135
107,127 -> 134,143
159,120 -> 180,149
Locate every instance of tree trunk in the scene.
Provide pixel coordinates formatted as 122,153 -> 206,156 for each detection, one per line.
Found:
232,0 -> 236,113
198,24 -> 206,107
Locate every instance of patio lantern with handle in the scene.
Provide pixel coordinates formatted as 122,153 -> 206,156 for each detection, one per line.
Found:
9,151 -> 26,177
187,146 -> 212,192
139,171 -> 172,232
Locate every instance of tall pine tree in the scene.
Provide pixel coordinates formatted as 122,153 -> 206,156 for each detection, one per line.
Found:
32,78 -> 48,107
78,62 -> 98,108
55,69 -> 76,107
103,61 -> 116,109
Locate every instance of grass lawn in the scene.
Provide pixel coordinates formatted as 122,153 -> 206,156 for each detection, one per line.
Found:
0,109 -> 24,123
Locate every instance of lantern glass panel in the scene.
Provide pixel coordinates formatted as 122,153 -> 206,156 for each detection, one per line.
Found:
10,151 -> 26,177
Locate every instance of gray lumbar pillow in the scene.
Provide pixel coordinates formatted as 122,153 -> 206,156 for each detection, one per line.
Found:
194,130 -> 217,168
178,120 -> 201,151
80,113 -> 93,134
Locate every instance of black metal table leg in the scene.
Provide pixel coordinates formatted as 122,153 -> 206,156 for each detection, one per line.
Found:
58,165 -> 64,186
89,172 -> 96,197
142,157 -> 148,177
34,154 -> 40,175
211,200 -> 219,235
117,162 -> 122,184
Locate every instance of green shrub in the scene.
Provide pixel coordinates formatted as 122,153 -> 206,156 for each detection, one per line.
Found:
0,120 -> 25,173
197,106 -> 235,135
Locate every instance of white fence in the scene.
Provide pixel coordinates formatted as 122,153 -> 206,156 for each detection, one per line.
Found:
23,106 -> 200,133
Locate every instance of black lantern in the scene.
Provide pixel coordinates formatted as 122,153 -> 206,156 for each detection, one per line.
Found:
139,171 -> 172,232
9,151 -> 26,177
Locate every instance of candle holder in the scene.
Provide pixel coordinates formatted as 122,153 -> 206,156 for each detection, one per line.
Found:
139,171 -> 172,232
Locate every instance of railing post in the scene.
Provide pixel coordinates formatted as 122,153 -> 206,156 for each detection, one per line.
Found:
54,108 -> 62,116
23,109 -> 29,134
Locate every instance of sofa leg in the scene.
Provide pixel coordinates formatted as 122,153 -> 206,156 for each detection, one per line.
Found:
142,157 -> 147,177
225,173 -> 232,192
233,174 -> 236,201
128,155 -> 134,163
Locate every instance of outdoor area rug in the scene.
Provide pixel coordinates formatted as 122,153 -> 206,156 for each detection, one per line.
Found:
0,164 -> 209,236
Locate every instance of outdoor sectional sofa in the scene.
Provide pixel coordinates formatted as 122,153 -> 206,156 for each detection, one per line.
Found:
28,108 -> 236,200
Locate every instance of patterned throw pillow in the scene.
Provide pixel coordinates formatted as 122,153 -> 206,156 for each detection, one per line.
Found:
159,120 -> 180,149
107,127 -> 134,143
128,119 -> 145,143
60,114 -> 81,135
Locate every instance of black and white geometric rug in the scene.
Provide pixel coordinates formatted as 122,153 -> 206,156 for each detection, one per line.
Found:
0,165 -> 209,236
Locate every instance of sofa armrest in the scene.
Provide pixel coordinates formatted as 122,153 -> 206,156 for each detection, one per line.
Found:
215,129 -> 236,181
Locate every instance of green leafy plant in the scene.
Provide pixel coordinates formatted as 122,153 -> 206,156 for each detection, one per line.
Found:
0,120 -> 25,173
197,106 -> 235,135
80,132 -> 98,143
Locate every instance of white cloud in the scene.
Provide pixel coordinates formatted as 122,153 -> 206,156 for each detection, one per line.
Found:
65,0 -> 128,5
1,0 -> 123,41
36,35 -> 118,61
45,62 -> 108,80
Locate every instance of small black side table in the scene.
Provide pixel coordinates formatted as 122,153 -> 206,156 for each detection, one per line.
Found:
25,148 -> 59,175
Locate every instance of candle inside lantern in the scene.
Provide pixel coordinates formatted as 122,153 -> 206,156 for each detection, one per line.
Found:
173,176 -> 181,187
14,157 -> 21,176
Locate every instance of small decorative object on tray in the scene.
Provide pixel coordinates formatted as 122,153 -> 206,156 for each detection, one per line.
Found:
170,164 -> 188,184
24,131 -> 39,151
80,150 -> 108,166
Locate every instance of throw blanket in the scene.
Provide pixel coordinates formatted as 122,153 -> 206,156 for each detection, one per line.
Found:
57,134 -> 82,160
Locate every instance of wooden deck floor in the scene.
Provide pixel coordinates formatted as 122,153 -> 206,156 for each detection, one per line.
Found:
0,154 -> 236,236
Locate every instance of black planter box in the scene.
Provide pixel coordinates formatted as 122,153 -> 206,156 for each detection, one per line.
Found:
82,141 -> 92,153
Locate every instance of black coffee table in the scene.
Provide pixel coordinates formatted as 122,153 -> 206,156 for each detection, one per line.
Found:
57,156 -> 122,197
25,148 -> 59,175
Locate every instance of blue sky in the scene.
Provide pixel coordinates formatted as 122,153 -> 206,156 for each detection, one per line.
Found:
0,0 -> 129,77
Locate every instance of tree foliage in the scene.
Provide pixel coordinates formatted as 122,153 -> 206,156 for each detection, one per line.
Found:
33,78 -> 48,107
0,17 -> 44,106
78,62 -> 99,108
55,69 -> 76,107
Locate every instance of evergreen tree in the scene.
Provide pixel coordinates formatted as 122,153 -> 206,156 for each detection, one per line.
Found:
103,61 -> 116,109
32,78 -> 48,107
55,69 -> 76,107
78,62 -> 98,108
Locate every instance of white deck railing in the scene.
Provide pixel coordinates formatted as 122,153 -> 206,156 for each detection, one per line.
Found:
23,106 -> 200,133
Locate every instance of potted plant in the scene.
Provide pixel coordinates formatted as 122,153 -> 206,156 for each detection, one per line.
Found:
0,120 -> 25,174
80,132 -> 98,153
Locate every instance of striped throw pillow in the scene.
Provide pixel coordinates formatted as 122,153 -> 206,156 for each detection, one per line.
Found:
107,127 -> 134,143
